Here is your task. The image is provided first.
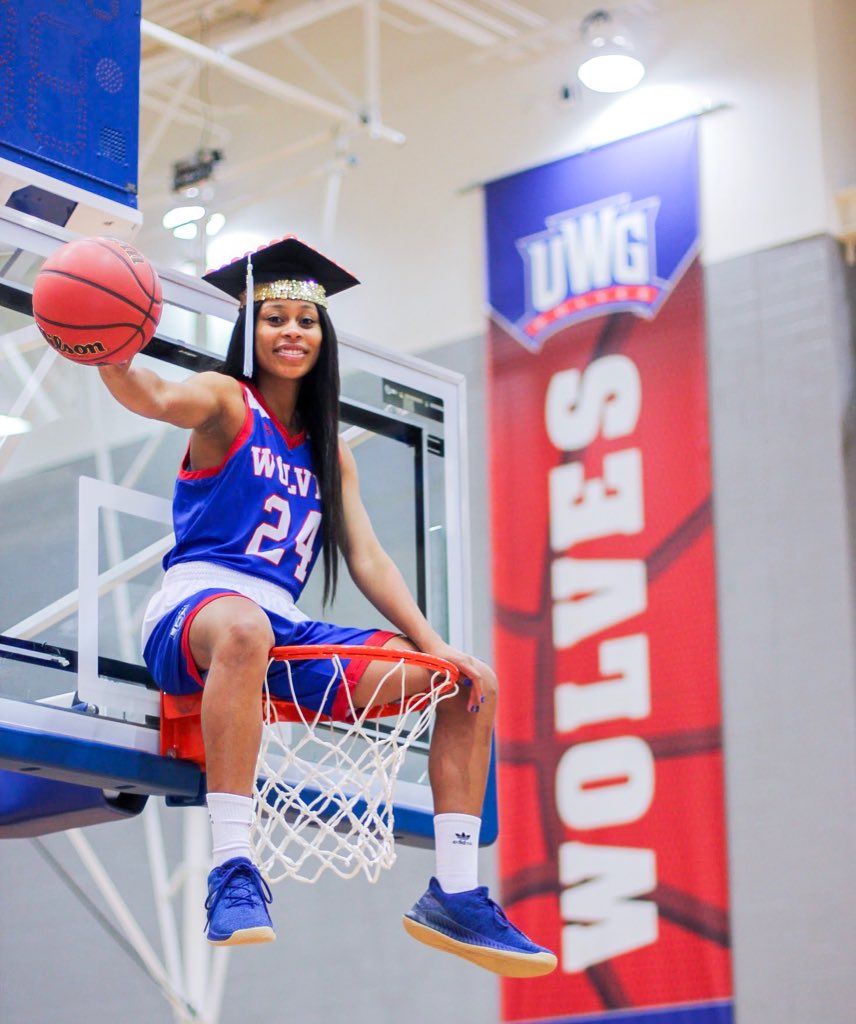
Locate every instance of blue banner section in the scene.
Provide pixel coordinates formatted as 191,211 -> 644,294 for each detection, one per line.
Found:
0,0 -> 140,207
484,119 -> 698,351
516,1001 -> 733,1024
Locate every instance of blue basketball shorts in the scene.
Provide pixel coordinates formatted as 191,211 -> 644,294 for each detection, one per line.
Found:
142,588 -> 395,719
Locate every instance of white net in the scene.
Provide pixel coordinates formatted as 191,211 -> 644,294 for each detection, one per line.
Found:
251,646 -> 458,885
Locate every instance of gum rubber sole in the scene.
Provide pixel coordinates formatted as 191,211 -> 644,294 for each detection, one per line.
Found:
402,916 -> 557,978
208,925 -> 276,946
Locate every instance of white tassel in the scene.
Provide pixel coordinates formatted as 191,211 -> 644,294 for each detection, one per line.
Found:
243,255 -> 254,378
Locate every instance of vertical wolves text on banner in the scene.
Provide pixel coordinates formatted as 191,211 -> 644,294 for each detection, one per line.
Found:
484,119 -> 733,1024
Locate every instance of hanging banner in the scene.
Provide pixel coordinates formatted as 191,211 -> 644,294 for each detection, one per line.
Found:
485,119 -> 733,1024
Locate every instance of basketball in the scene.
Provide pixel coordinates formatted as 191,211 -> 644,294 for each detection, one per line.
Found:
32,236 -> 163,365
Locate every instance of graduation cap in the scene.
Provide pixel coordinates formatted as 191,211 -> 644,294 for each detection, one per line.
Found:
203,235 -> 360,377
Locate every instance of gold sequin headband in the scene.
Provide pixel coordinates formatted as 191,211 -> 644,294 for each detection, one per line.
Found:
239,279 -> 328,308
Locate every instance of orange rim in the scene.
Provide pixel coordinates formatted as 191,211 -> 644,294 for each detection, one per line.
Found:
268,643 -> 460,684
268,643 -> 460,721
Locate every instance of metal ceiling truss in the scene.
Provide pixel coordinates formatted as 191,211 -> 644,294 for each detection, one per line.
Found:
139,0 -> 552,233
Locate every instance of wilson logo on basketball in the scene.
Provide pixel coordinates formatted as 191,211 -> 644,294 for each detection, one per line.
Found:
38,327 -> 107,358
115,240 -> 147,265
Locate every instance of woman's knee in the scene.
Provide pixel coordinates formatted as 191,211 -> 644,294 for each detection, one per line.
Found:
217,612 -> 273,661
192,599 -> 273,671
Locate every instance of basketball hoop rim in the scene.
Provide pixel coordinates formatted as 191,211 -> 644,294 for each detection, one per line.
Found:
256,643 -> 461,883
268,643 -> 460,683
266,642 -> 460,723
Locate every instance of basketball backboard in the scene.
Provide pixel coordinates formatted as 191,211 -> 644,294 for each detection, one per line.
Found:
0,208 -> 496,845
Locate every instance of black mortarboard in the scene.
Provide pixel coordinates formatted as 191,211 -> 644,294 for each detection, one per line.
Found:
202,235 -> 359,377
202,235 -> 359,308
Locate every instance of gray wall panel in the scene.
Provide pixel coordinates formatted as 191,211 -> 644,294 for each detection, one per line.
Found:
707,236 -> 856,1024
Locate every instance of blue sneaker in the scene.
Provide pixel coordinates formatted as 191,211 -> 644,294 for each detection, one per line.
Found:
403,877 -> 557,977
205,857 -> 276,946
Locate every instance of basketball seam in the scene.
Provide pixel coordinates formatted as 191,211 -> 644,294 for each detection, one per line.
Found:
36,268 -> 158,323
142,279 -> 162,337
94,329 -> 146,363
91,237 -> 160,308
36,315 -> 148,331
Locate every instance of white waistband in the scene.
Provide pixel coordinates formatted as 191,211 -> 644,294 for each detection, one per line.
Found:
141,560 -> 308,646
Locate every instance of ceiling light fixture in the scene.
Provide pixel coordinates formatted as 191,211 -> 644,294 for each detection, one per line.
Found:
172,222 -> 199,241
162,205 -> 206,232
577,10 -> 646,94
205,213 -> 226,237
161,205 -> 227,243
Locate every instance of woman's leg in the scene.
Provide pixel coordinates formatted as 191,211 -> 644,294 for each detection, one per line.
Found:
186,595 -> 274,796
351,635 -> 497,817
428,667 -> 497,816
397,654 -> 556,975
184,595 -> 276,946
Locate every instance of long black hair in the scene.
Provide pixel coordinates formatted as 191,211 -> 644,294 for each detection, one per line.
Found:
222,301 -> 346,606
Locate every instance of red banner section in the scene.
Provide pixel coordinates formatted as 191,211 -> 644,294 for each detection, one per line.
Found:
488,257 -> 732,1022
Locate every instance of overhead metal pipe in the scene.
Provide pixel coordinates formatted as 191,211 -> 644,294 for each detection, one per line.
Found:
141,18 -> 405,144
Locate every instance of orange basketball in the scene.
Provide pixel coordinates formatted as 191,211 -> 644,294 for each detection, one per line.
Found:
32,236 -> 163,365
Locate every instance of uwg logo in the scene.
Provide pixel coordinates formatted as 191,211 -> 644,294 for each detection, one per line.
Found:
516,194 -> 661,350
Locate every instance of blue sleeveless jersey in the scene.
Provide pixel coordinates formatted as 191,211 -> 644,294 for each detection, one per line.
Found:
163,383 -> 323,602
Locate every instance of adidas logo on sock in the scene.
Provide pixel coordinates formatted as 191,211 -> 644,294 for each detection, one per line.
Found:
453,831 -> 472,845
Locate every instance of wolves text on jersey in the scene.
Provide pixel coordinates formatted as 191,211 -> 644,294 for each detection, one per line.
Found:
250,445 -> 321,500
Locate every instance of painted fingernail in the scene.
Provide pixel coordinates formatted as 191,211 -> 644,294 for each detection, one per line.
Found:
480,695 -> 486,703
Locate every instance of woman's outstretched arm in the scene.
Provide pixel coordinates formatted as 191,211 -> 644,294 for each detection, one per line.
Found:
99,363 -> 243,431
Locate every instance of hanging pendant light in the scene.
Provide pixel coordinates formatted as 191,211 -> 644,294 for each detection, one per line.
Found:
577,10 -> 646,94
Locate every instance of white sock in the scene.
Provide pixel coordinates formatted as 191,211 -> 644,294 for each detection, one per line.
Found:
207,792 -> 254,868
434,813 -> 481,893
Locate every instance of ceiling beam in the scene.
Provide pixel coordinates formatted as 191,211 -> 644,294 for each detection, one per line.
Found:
431,0 -> 520,39
141,0 -> 360,87
140,19 -> 405,144
384,0 -> 500,45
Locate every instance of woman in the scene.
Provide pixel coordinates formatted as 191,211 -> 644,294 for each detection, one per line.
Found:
99,236 -> 556,977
